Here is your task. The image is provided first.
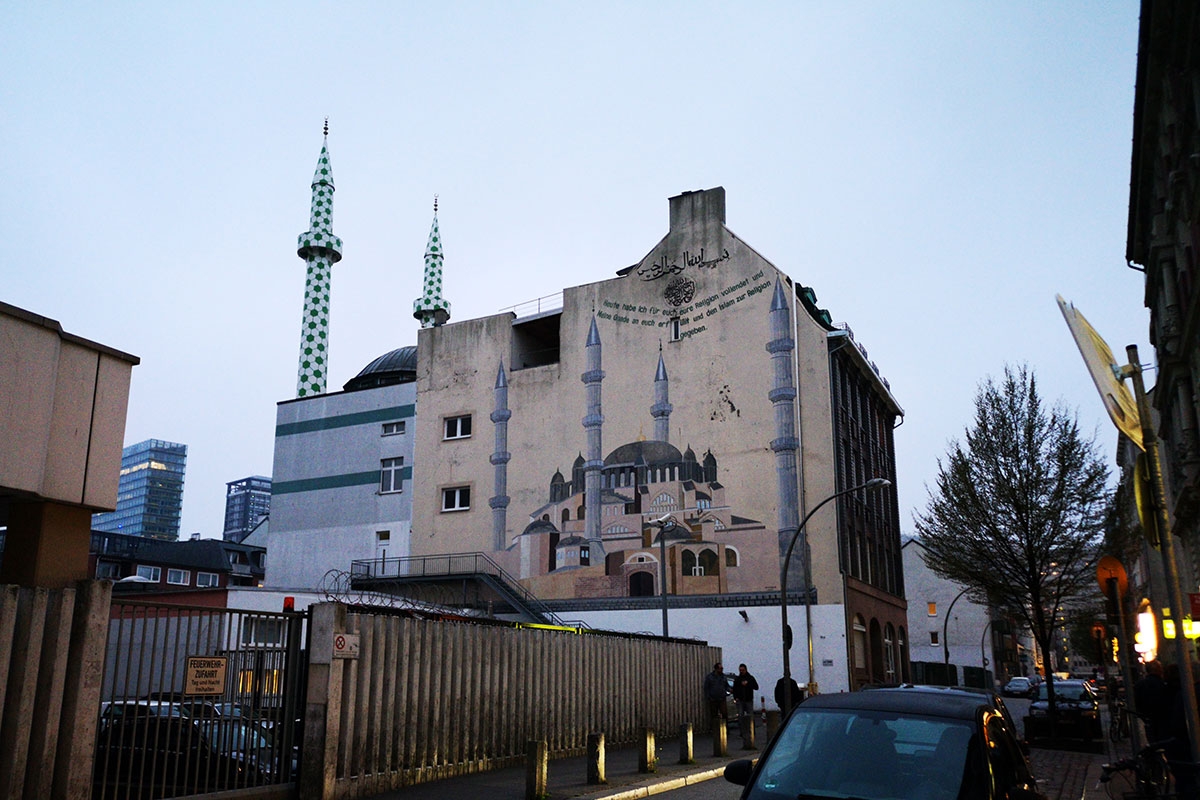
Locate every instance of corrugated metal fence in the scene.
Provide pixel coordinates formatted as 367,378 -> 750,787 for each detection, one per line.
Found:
301,603 -> 721,800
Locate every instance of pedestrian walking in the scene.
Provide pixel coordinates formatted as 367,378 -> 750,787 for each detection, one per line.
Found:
703,662 -> 730,721
775,675 -> 804,716
731,663 -> 759,722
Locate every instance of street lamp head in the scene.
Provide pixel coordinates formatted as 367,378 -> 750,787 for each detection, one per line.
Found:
865,478 -> 891,489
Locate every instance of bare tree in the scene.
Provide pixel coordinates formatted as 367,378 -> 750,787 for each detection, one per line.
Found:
915,365 -> 1110,709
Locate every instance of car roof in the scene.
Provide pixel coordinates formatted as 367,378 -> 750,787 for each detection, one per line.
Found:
801,687 -> 991,720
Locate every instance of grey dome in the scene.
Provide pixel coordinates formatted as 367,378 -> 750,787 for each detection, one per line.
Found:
344,346 -> 418,391
604,440 -> 683,467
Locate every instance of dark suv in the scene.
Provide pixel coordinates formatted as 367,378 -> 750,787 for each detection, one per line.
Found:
725,686 -> 1045,800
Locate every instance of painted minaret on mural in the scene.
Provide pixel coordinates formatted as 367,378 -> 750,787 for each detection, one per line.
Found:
651,346 -> 672,443
490,361 -> 511,550
295,121 -> 343,397
582,316 -> 604,554
768,278 -> 802,585
413,198 -> 451,328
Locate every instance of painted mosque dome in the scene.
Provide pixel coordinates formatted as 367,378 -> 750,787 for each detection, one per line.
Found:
343,346 -> 418,391
603,440 -> 684,467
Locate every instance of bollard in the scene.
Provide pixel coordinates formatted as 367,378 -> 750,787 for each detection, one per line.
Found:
639,727 -> 657,773
740,714 -> 757,750
766,709 -> 780,739
587,732 -> 606,785
678,722 -> 694,764
712,716 -> 728,756
526,739 -> 548,800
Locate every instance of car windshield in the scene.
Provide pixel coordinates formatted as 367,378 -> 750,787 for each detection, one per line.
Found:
1036,682 -> 1090,701
746,707 -> 976,800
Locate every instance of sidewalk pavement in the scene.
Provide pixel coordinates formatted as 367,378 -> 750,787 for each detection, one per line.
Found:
372,713 -> 1134,800
371,720 -> 757,800
1027,707 -> 1134,800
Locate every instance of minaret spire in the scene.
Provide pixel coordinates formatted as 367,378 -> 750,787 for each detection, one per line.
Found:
490,360 -> 512,550
582,316 -> 605,556
651,343 -> 672,442
413,196 -> 451,328
767,278 -> 802,587
294,121 -> 343,397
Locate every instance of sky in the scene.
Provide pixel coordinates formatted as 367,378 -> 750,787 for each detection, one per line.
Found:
2,2 -> 1149,540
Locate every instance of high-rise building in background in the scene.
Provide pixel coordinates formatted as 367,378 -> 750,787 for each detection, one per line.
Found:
222,475 -> 272,543
92,439 -> 187,540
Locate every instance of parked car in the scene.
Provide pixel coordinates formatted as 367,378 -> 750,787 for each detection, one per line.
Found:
1003,677 -> 1035,698
93,714 -> 280,799
1025,679 -> 1101,741
725,686 -> 1046,799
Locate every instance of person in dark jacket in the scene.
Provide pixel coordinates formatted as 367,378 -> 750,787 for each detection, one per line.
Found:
1134,660 -> 1171,744
731,663 -> 760,722
703,662 -> 730,720
775,676 -> 804,715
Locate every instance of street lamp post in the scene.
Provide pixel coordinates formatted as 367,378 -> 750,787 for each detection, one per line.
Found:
943,587 -> 969,666
780,477 -> 890,712
650,515 -> 682,639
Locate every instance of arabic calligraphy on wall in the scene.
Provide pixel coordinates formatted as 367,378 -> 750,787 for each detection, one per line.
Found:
635,247 -> 731,281
596,269 -> 769,339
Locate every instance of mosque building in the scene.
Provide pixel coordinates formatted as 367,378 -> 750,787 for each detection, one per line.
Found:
268,129 -> 908,691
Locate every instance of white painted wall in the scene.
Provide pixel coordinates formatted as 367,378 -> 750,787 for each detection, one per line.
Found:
561,603 -> 851,706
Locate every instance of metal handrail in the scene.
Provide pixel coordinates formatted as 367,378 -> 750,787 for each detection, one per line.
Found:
349,552 -> 576,628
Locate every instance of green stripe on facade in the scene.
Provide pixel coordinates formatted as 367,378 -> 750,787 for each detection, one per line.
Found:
272,467 -> 413,495
276,404 -> 416,436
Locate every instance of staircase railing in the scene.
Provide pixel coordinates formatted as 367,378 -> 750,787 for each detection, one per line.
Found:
349,552 -> 579,628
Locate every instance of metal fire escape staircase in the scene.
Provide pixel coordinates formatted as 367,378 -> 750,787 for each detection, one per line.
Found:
349,552 -> 574,627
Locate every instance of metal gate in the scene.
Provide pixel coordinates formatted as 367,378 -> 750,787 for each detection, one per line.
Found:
92,600 -> 307,800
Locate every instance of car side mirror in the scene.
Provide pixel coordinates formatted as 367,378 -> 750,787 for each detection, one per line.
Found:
725,759 -> 755,786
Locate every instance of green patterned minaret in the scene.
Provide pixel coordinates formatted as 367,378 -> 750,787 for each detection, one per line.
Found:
412,197 -> 450,328
295,120 -> 343,397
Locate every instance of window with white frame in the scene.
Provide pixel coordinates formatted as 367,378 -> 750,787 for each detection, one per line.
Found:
443,415 -> 472,440
380,457 -> 405,493
136,565 -> 161,582
382,420 -> 406,436
442,486 -> 470,512
669,317 -> 681,341
167,568 -> 190,586
197,572 -> 219,588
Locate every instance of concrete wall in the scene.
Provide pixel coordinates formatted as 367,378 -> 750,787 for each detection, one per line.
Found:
562,602 -> 853,700
268,382 -> 416,588
0,303 -> 137,510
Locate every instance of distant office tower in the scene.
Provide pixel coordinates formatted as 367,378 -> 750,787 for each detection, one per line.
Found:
223,476 -> 272,543
92,439 -> 187,540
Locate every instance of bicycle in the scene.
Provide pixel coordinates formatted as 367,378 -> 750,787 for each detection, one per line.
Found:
1100,740 -> 1172,798
1110,700 -> 1132,742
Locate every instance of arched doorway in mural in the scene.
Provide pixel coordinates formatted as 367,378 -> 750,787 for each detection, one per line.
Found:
629,571 -> 654,597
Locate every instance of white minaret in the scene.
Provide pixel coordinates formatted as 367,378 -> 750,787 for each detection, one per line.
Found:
295,120 -> 343,397
582,316 -> 605,555
413,197 -> 451,328
651,345 -> 672,442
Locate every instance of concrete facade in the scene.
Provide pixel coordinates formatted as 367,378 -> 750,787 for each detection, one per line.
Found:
266,377 -> 416,589
407,188 -> 906,690
0,302 -> 138,587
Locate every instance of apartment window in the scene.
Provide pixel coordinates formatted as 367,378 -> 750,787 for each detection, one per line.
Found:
930,631 -> 940,646
669,317 -> 680,341
197,572 -> 219,588
442,486 -> 471,512
136,565 -> 161,582
443,415 -> 472,440
382,420 -> 406,436
927,602 -> 937,616
167,568 -> 190,586
380,457 -> 405,493
95,561 -> 120,579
